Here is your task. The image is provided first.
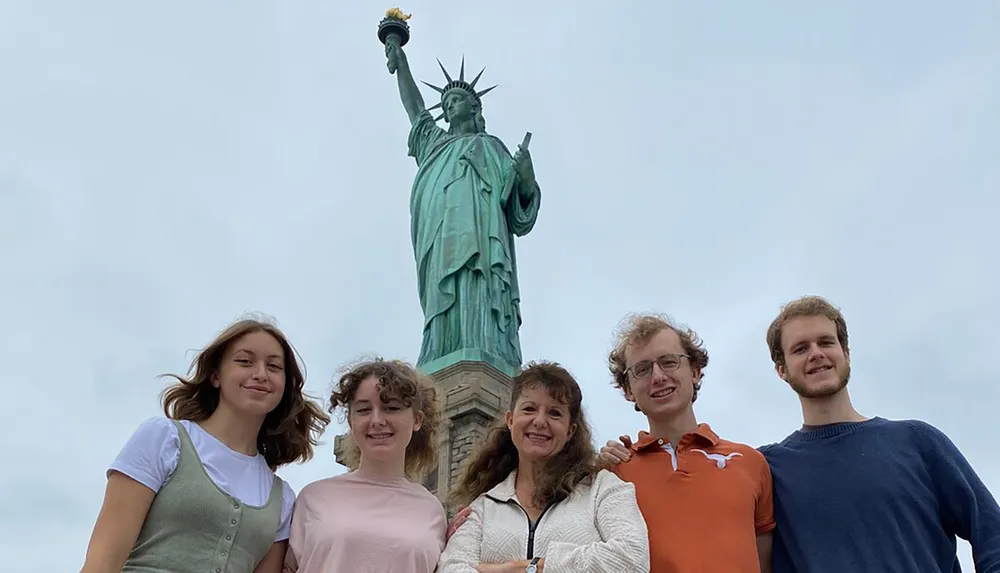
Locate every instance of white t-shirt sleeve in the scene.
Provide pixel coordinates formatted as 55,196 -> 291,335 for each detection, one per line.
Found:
108,417 -> 181,493
275,479 -> 297,542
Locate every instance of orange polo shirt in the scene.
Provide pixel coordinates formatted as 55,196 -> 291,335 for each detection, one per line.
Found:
611,423 -> 775,573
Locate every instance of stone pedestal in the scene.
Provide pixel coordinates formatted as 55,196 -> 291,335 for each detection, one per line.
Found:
333,358 -> 513,516
332,433 -> 353,469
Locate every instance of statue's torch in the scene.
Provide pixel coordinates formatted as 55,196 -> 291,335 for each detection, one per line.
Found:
378,8 -> 411,48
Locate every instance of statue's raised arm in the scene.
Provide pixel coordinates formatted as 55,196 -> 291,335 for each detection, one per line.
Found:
379,9 -> 425,124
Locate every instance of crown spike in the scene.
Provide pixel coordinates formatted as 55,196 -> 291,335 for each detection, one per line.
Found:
422,59 -> 497,117
421,81 -> 445,94
436,59 -> 453,83
433,112 -> 445,122
476,85 -> 498,99
469,67 -> 486,89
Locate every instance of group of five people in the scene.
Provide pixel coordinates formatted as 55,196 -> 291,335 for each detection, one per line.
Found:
80,295 -> 1000,572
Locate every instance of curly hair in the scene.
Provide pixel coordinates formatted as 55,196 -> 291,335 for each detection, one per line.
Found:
329,358 -> 441,481
450,361 -> 599,509
766,295 -> 850,366
161,317 -> 330,469
608,313 -> 710,406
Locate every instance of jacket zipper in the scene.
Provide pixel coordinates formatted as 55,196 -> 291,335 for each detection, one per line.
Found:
487,495 -> 554,560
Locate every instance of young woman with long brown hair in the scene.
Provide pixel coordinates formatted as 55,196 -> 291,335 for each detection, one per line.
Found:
80,317 -> 329,573
438,361 -> 650,573
283,358 -> 446,573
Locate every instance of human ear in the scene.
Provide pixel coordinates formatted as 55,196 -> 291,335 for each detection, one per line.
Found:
623,384 -> 636,404
775,363 -> 788,381
412,410 -> 423,433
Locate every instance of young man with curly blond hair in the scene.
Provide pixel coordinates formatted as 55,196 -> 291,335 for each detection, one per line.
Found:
599,313 -> 775,573
759,295 -> 1000,572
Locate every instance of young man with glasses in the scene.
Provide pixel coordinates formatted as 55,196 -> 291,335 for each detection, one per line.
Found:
599,313 -> 774,573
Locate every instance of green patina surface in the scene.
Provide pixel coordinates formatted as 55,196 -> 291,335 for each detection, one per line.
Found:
381,12 -> 541,376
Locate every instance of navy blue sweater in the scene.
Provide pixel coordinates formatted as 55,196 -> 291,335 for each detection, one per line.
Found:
759,417 -> 1000,572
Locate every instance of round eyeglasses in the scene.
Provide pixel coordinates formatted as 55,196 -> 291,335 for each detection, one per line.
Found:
626,354 -> 690,379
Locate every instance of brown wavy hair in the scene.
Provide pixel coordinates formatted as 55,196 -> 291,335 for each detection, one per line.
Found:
160,317 -> 330,469
608,313 -> 710,407
450,361 -> 599,509
766,295 -> 850,366
329,358 -> 441,481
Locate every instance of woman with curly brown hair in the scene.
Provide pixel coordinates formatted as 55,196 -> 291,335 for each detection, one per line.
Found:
283,358 -> 446,573
81,317 -> 330,573
438,361 -> 650,573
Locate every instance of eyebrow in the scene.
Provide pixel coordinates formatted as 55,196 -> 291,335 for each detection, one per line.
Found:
792,334 -> 837,347
521,400 -> 567,410
232,349 -> 284,360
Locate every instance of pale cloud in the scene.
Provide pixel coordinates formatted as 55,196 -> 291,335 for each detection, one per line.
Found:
1,1 -> 997,571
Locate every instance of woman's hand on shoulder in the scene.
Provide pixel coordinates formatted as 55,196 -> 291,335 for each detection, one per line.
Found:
597,436 -> 632,469
446,505 -> 472,541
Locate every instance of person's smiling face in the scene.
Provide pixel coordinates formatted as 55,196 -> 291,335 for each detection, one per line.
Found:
505,384 -> 576,462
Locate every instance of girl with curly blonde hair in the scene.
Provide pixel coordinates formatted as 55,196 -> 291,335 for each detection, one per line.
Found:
283,358 -> 446,573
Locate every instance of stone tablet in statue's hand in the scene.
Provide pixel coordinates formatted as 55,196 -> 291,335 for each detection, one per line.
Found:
513,145 -> 535,184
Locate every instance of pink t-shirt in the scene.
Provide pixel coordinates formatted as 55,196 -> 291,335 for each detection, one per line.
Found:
283,471 -> 446,573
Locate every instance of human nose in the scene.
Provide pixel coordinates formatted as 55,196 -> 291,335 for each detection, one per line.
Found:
806,343 -> 825,361
650,361 -> 671,381
371,408 -> 386,425
253,361 -> 268,380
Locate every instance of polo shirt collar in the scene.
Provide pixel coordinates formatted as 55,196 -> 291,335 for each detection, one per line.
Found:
632,423 -> 720,451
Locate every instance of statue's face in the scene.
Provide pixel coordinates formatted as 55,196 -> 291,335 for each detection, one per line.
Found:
444,91 -> 475,123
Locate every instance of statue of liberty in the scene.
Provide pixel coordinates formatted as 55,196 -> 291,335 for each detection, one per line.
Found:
380,12 -> 541,374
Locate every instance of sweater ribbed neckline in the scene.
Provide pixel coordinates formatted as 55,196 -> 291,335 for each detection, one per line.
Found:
788,416 -> 883,442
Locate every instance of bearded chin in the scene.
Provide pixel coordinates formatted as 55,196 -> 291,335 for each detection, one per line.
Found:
790,364 -> 851,398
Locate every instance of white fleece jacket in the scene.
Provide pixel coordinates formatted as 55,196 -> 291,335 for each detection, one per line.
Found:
437,469 -> 650,573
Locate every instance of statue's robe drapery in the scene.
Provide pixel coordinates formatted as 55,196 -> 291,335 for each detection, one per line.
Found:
407,110 -> 540,371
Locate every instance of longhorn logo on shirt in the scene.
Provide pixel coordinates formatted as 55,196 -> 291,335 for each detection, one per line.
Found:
692,449 -> 743,469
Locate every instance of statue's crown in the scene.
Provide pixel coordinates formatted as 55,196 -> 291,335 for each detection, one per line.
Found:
422,57 -> 497,122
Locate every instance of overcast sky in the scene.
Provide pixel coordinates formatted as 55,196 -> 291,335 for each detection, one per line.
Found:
2,1 -> 998,571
